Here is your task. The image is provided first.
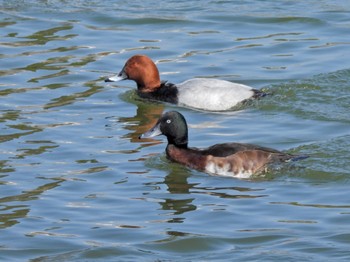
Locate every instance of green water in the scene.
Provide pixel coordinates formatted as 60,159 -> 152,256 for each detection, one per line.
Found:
1,0 -> 350,261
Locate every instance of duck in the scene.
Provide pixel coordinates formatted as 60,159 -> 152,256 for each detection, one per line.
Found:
139,111 -> 308,178
105,54 -> 266,111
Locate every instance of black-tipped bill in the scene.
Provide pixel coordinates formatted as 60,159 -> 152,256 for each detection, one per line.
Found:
105,70 -> 128,82
139,123 -> 162,139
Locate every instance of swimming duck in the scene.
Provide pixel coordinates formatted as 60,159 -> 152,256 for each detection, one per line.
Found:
139,111 -> 308,178
105,55 -> 266,111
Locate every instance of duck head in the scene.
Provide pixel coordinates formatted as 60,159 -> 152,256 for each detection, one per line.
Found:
105,55 -> 161,92
140,111 -> 188,148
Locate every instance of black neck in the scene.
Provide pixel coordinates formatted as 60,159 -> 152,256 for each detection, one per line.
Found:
138,81 -> 179,104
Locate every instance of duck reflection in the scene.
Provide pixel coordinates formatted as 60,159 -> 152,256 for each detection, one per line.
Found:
159,167 -> 197,217
147,161 -> 267,224
144,164 -> 197,223
117,91 -> 164,146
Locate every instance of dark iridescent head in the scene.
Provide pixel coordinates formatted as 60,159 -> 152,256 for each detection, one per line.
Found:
140,111 -> 188,147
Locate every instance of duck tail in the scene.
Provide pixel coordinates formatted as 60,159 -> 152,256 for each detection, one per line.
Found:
288,154 -> 309,162
252,89 -> 269,98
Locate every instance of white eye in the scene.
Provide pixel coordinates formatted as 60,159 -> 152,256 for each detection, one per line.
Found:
166,119 -> 171,124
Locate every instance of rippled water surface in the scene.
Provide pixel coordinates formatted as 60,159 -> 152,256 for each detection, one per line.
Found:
1,0 -> 350,261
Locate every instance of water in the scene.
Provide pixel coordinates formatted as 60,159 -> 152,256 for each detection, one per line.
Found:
1,0 -> 350,261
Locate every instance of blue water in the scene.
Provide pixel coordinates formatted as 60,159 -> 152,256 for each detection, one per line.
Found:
1,0 -> 350,261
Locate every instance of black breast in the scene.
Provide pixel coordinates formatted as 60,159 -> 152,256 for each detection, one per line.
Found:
138,81 -> 179,104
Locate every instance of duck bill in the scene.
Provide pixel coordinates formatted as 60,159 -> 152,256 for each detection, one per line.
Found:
105,70 -> 128,82
139,123 -> 162,139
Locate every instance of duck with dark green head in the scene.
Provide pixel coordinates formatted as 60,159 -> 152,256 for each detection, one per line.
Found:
140,111 -> 308,178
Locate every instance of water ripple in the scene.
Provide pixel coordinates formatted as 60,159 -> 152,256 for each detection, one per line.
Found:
1,1 -> 350,261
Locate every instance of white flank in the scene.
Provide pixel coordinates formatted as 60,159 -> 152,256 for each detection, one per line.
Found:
177,78 -> 254,111
205,161 -> 253,179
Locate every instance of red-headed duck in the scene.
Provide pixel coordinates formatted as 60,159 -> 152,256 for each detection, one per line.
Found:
139,111 -> 308,178
105,55 -> 266,111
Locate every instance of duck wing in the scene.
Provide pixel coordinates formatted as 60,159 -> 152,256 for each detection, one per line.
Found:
198,142 -> 282,157
199,142 -> 308,164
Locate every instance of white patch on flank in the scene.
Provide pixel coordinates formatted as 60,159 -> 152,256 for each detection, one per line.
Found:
205,161 -> 253,179
177,78 -> 254,111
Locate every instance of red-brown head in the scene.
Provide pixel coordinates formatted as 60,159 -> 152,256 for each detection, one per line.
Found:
105,55 -> 161,92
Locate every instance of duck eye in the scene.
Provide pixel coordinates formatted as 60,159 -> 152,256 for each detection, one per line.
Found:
166,119 -> 171,124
